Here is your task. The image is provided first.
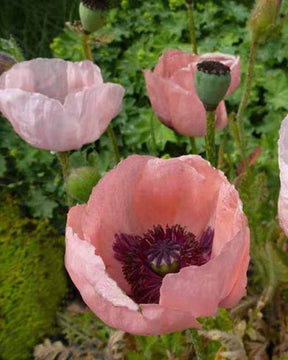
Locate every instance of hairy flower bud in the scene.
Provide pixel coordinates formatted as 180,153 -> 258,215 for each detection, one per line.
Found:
249,0 -> 282,42
194,61 -> 231,112
79,0 -> 108,34
68,167 -> 101,202
0,52 -> 16,75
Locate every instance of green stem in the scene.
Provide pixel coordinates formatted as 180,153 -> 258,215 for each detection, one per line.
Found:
236,39 -> 259,167
190,329 -> 204,360
107,125 -> 121,164
186,2 -> 198,54
189,137 -> 198,154
58,152 -> 72,207
82,33 -> 92,61
150,113 -> 158,155
206,111 -> 216,166
82,25 -> 122,165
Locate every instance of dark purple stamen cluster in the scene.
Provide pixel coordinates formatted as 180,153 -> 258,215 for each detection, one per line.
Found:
113,225 -> 214,304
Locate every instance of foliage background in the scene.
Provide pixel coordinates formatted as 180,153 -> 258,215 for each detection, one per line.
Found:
0,0 -> 288,359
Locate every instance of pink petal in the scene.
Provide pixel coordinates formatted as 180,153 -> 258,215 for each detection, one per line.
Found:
199,53 -> 241,96
0,59 -> 103,103
278,115 -> 288,236
132,156 -> 224,235
0,58 -> 68,103
83,155 -> 153,292
215,101 -> 228,130
144,70 -> 174,128
66,205 -> 200,335
160,225 -> 249,317
0,89 -> 81,151
64,83 -> 125,145
67,60 -> 103,94
154,49 -> 199,78
144,68 -> 228,137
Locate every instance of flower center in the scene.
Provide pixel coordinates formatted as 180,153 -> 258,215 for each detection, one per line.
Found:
81,0 -> 109,10
113,225 -> 214,304
147,238 -> 180,276
197,60 -> 230,75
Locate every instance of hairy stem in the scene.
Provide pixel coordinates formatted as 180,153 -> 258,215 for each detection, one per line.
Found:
150,112 -> 158,155
58,152 -> 72,207
236,39 -> 259,167
82,33 -> 93,61
189,137 -> 198,154
82,26 -> 122,164
186,2 -> 198,54
107,125 -> 121,164
190,329 -> 204,360
206,111 -> 216,166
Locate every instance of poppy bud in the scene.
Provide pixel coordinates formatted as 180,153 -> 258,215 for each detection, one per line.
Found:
194,61 -> 231,112
79,0 -> 108,34
68,167 -> 100,203
249,0 -> 282,42
0,52 -> 16,75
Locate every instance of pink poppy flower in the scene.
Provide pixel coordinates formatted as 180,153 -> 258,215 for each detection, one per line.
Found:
278,115 -> 288,235
0,59 -> 124,152
65,155 -> 250,335
144,50 -> 241,137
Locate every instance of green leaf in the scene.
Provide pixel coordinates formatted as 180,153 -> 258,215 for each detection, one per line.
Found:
27,189 -> 58,218
0,154 -> 7,177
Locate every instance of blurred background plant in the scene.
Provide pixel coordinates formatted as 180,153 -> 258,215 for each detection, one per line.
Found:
1,0 -> 288,359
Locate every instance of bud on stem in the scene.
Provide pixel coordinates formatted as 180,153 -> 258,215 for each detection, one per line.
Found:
249,0 -> 282,42
194,61 -> 231,112
79,0 -> 108,34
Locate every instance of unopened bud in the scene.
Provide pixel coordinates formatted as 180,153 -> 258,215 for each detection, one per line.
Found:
0,52 -> 16,75
194,61 -> 231,112
249,0 -> 282,42
68,167 -> 100,203
79,0 -> 108,34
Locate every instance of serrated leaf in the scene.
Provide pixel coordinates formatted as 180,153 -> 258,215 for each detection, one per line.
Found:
27,189 -> 58,218
0,154 -> 7,177
267,242 -> 288,284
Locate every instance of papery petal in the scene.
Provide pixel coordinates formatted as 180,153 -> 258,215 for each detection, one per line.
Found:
199,53 -> 241,96
0,59 -> 103,103
67,60 -> 103,94
145,69 -> 228,137
144,69 -> 206,136
0,58 -> 68,103
83,155 -> 153,292
64,83 -> 125,145
278,115 -> 288,236
66,205 -> 200,335
154,49 -> 199,78
215,101 -> 228,130
144,70 -> 174,128
132,156 -> 222,235
0,89 -> 81,151
160,225 -> 249,317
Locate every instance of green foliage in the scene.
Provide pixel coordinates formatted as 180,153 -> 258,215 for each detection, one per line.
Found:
0,196 -> 68,360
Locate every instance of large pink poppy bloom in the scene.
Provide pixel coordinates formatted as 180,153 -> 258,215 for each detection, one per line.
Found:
0,59 -> 124,152
65,155 -> 250,335
278,115 -> 288,235
144,50 -> 241,137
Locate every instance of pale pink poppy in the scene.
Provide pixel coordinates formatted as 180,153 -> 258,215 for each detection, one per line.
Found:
278,115 -> 288,235
65,155 -> 250,335
144,50 -> 241,137
0,59 -> 124,151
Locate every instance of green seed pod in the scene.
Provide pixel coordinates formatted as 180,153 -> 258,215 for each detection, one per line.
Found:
249,0 -> 282,42
0,52 -> 16,75
194,61 -> 231,112
79,0 -> 108,34
68,167 -> 100,203
150,260 -> 179,276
